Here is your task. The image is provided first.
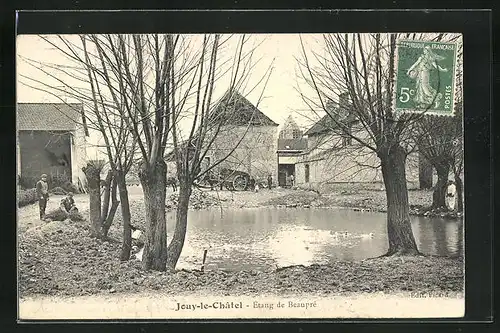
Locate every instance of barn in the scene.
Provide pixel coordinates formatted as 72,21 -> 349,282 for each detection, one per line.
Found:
165,91 -> 280,186
17,103 -> 88,190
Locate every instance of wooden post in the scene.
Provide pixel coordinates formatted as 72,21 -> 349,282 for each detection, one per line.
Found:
201,249 -> 208,272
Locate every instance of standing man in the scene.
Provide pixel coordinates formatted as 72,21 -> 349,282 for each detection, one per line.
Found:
267,174 -> 273,190
36,174 -> 49,220
289,174 -> 295,188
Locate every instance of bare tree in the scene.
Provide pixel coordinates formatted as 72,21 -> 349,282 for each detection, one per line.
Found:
414,35 -> 463,211
21,34 -> 178,269
166,35 -> 274,269
20,35 -> 141,260
415,110 -> 460,210
296,33 -> 460,256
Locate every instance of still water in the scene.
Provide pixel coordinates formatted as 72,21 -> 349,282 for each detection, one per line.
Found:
165,208 -> 463,271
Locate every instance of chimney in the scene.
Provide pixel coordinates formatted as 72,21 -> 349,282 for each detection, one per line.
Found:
339,92 -> 350,116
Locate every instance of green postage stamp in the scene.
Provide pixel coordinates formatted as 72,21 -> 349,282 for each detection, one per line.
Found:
394,39 -> 458,116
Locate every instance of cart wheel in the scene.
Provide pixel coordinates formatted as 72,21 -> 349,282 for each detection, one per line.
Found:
233,175 -> 248,191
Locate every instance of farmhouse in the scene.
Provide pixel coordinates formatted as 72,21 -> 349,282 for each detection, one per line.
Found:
294,94 -> 419,188
17,103 -> 88,190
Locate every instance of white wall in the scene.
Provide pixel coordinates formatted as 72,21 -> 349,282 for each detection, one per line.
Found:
71,126 -> 89,188
278,155 -> 300,164
296,129 -> 419,185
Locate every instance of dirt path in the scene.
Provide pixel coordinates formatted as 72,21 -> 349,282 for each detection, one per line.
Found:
19,291 -> 464,319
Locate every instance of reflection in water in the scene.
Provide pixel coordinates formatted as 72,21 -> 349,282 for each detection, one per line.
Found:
165,208 -> 463,271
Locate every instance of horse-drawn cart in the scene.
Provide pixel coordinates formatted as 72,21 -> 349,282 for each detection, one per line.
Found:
196,167 -> 251,191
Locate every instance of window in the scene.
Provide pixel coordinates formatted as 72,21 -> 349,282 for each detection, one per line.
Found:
305,164 -> 310,183
341,135 -> 352,147
292,129 -> 303,139
203,156 -> 211,170
341,124 -> 353,146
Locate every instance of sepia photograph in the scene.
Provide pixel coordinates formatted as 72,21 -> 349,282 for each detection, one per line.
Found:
16,31 -> 465,320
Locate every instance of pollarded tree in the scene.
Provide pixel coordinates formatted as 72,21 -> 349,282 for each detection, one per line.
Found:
413,34 -> 463,211
21,34 -> 179,270
297,33 -> 460,255
20,35 -> 141,260
166,35 -> 274,269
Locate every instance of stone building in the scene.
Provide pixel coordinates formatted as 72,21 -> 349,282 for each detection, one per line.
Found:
205,91 -> 279,182
295,94 -> 419,188
17,103 -> 88,189
166,91 -> 279,185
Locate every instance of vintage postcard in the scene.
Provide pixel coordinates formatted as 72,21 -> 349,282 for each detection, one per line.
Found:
17,32 -> 464,320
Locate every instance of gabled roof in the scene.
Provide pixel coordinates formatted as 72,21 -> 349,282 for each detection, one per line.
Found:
277,138 -> 308,152
208,91 -> 278,127
17,103 -> 83,131
304,109 -> 357,137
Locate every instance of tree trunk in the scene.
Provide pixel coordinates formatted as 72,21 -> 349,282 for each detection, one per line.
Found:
116,171 -> 132,261
82,163 -> 104,239
454,173 -> 463,213
418,152 -> 433,189
432,163 -> 450,210
101,170 -> 113,220
166,183 -> 192,270
380,146 -> 420,256
138,160 -> 168,271
101,175 -> 119,238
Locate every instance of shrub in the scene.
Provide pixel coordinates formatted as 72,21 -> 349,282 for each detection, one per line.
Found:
61,181 -> 79,194
18,175 -> 39,190
18,188 -> 38,207
50,187 -> 67,195
18,174 -> 80,194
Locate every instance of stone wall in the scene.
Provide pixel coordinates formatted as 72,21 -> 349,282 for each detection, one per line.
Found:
206,125 -> 279,182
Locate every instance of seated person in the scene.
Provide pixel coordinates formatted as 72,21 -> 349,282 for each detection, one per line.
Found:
60,192 -> 76,214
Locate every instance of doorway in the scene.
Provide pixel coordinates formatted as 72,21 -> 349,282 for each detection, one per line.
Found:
278,164 -> 295,187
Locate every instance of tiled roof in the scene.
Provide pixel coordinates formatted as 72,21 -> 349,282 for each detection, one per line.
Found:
209,91 -> 279,127
304,111 -> 357,137
277,138 -> 308,151
17,103 -> 83,131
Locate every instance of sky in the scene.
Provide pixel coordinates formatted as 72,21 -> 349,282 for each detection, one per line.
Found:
16,34 -> 324,133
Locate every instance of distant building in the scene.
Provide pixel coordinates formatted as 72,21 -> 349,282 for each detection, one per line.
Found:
277,115 -> 307,187
17,103 -> 88,189
279,115 -> 303,139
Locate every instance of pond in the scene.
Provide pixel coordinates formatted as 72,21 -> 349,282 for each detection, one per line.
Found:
165,208 -> 463,271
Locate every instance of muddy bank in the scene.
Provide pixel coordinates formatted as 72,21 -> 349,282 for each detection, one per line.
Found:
18,185 -> 463,299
